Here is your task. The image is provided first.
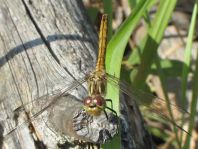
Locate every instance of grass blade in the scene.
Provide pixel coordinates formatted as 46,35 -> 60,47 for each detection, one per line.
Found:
104,0 -> 156,148
182,1 -> 198,148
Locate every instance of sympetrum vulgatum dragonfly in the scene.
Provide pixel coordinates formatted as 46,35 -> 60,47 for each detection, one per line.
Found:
1,14 -> 190,146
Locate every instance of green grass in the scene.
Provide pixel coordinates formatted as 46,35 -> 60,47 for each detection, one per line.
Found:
85,0 -> 197,148
182,0 -> 198,148
104,0 -> 156,148
103,1 -> 157,148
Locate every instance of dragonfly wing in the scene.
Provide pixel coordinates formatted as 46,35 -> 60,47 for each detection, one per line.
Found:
106,73 -> 189,134
2,75 -> 117,144
2,76 -> 87,140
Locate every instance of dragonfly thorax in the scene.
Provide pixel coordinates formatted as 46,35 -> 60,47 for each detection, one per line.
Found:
87,70 -> 107,95
83,95 -> 106,116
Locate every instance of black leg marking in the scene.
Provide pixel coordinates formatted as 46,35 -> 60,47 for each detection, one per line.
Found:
104,109 -> 109,120
105,106 -> 117,118
105,99 -> 113,109
105,106 -> 119,134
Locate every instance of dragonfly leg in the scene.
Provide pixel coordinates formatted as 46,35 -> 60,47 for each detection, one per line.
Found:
105,99 -> 113,109
105,106 -> 117,119
104,109 -> 109,120
105,106 -> 119,134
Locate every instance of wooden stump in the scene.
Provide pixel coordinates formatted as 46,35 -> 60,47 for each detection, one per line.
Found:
0,0 -> 155,148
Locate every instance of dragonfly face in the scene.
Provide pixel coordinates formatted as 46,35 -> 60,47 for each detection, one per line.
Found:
83,94 -> 106,116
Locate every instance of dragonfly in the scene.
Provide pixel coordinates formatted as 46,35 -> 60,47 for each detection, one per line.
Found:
1,14 -> 190,147
82,14 -> 117,118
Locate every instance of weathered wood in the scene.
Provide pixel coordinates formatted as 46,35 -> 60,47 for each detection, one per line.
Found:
0,0 -> 97,148
0,0 -> 155,149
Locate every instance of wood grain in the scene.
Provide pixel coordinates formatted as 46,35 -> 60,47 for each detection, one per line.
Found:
0,0 -> 155,149
0,0 -> 97,148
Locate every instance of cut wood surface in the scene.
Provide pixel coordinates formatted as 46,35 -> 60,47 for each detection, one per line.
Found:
0,0 -> 155,149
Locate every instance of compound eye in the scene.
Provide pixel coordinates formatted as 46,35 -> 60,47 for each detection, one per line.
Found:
83,96 -> 92,106
93,96 -> 104,106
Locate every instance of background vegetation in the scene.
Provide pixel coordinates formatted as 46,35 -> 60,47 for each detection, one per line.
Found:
83,0 -> 198,148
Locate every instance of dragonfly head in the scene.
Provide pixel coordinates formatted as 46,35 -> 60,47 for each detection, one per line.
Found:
83,95 -> 106,116
87,70 -> 107,95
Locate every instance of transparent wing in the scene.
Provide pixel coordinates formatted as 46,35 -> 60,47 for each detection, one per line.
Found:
2,76 -> 87,140
106,73 -> 190,134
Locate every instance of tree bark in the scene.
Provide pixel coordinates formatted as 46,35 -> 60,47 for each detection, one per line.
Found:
0,0 -> 155,149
